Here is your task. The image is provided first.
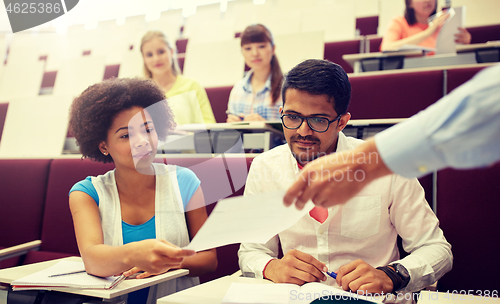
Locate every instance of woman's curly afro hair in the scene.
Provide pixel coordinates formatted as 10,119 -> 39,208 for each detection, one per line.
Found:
69,78 -> 175,163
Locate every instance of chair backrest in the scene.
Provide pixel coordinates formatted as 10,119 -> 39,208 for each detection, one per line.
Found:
349,70 -> 444,119
183,39 -> 245,88
446,66 -> 488,94
39,159 -> 115,256
356,16 -> 379,36
0,61 -> 45,101
206,86 -> 233,123
436,164 -> 500,292
0,102 -> 8,142
0,159 -> 51,248
323,39 -> 362,74
468,24 -> 500,44
52,56 -> 106,97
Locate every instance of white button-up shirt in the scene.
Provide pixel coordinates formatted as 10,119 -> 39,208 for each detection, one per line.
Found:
238,132 -> 453,293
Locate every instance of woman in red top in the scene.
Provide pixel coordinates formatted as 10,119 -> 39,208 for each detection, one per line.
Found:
381,0 -> 471,51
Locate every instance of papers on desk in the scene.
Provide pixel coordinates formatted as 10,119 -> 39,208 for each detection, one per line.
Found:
11,260 -> 125,291
222,282 -> 382,304
184,191 -> 314,252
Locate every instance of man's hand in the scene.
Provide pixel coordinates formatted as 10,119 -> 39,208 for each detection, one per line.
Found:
284,138 -> 392,209
336,259 -> 393,294
263,249 -> 327,285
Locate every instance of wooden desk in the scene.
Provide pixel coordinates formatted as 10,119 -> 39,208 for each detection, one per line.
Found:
0,257 -> 189,300
344,42 -> 500,73
162,122 -> 285,153
158,272 -> 273,304
343,50 -> 424,73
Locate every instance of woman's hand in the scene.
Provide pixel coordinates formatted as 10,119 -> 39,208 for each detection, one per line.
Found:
227,114 -> 244,122
428,11 -> 450,33
243,113 -> 266,121
455,27 -> 471,44
125,239 -> 195,275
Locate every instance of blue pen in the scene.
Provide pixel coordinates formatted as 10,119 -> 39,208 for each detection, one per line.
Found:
325,270 -> 337,279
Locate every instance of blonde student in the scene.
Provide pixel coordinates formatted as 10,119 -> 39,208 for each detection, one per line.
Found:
141,30 -> 216,124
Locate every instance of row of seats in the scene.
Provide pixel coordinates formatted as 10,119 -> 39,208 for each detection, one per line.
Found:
2,22 -> 498,103
0,65 -> 490,156
203,65 -> 490,125
0,157 -> 252,284
1,157 -> 499,291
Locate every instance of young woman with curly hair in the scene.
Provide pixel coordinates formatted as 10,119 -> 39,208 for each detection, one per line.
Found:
68,78 -> 216,304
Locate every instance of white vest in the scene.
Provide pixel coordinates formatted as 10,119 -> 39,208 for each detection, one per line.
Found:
92,163 -> 199,304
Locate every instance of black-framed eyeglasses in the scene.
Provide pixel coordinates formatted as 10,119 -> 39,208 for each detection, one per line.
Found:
280,114 -> 342,133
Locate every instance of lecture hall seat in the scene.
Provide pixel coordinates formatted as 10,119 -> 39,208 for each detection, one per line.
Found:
0,103 -> 8,142
436,164 -> 500,293
205,86 -> 233,123
0,159 -> 51,269
22,159 -> 115,265
323,39 -> 363,74
446,66 -> 489,94
348,70 -> 443,119
467,24 -> 500,44
356,16 -> 379,36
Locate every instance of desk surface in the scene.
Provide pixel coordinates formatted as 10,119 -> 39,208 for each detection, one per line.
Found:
158,272 -> 272,304
158,275 -> 500,304
176,122 -> 283,134
0,257 -> 189,299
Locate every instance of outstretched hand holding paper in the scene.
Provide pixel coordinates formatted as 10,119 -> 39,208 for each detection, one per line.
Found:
184,191 -> 314,252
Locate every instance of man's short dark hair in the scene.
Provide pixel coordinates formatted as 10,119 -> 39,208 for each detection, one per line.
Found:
281,59 -> 351,115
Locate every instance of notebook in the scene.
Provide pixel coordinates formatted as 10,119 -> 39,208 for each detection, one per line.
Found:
222,280 -> 383,304
11,260 -> 125,291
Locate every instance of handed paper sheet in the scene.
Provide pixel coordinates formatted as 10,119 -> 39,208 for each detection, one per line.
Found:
184,191 -> 314,252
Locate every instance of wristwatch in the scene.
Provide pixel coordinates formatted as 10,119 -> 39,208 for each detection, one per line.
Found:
376,266 -> 401,293
391,263 -> 411,291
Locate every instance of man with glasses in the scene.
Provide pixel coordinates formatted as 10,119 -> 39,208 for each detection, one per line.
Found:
238,59 -> 452,297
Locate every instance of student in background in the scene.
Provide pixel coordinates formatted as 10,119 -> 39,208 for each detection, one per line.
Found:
380,0 -> 471,51
239,60 -> 452,296
68,78 -> 217,304
226,24 -> 283,122
141,30 -> 216,124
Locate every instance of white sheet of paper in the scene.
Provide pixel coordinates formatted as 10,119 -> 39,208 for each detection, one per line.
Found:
184,191 -> 314,252
435,7 -> 465,55
222,282 -> 382,304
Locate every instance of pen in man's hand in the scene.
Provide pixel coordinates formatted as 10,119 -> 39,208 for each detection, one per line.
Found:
324,270 -> 337,279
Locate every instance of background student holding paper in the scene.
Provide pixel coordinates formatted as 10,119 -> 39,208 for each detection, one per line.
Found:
68,78 -> 217,304
380,0 -> 471,51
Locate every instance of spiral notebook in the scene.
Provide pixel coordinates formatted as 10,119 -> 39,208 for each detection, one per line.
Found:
11,260 -> 125,291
